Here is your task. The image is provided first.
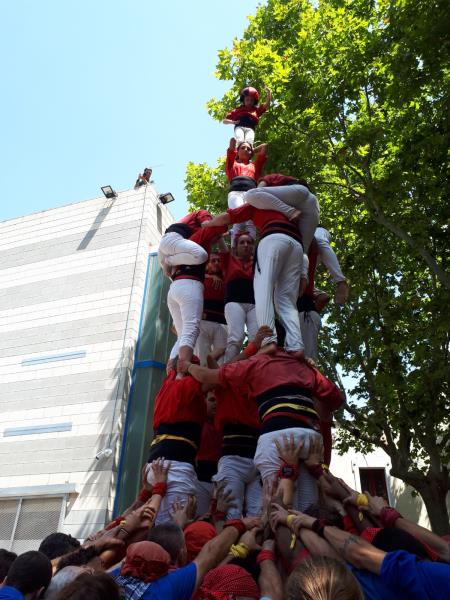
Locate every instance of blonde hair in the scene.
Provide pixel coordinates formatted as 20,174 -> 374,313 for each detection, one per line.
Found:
285,557 -> 364,600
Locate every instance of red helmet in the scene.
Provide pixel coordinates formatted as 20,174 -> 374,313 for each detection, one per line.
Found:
239,86 -> 260,104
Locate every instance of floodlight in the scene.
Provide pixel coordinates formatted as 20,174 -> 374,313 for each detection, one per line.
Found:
101,185 -> 117,199
158,192 -> 175,205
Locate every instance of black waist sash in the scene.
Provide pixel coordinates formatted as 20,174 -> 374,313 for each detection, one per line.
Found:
260,221 -> 302,245
221,424 -> 259,459
225,278 -> 255,304
235,116 -> 256,129
165,223 -> 193,238
229,176 -> 257,192
255,384 -> 319,435
148,422 -> 202,466
203,298 -> 226,324
172,262 -> 206,282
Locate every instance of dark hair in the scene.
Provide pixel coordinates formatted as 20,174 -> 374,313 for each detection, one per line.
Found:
372,527 -> 430,559
53,572 -> 120,600
5,550 -> 52,595
286,556 -> 364,600
55,546 -> 97,572
147,522 -> 185,563
0,548 -> 17,581
39,533 -> 80,560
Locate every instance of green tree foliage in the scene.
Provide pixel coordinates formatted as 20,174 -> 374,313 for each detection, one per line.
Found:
185,0 -> 450,532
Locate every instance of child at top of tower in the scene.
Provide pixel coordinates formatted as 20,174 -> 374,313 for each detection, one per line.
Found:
223,86 -> 271,145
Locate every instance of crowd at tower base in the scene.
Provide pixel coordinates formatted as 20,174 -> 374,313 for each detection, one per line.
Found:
1,86 -> 449,600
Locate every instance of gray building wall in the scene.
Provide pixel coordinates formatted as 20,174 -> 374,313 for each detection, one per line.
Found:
0,185 -> 173,546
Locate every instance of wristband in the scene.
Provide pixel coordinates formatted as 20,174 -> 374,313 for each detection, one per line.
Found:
278,463 -> 300,480
105,516 -> 125,531
312,518 -> 327,538
256,549 -> 276,565
209,498 -> 218,513
152,482 -> 167,497
186,362 -> 193,374
228,542 -> 249,559
356,493 -> 369,507
223,519 -> 246,537
138,488 -> 153,503
212,510 -> 226,522
118,526 -> 130,537
379,506 -> 402,528
306,463 -> 325,480
244,341 -> 258,358
286,514 -> 298,530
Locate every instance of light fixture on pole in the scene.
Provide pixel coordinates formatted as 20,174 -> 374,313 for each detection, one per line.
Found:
101,185 -> 117,199
158,192 -> 175,205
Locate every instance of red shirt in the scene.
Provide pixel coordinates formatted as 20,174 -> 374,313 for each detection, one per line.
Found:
220,252 -> 253,284
227,204 -> 291,233
179,210 -> 213,232
214,383 -> 260,431
153,371 -> 206,429
189,224 -> 228,253
225,149 -> 266,182
226,105 -> 267,127
203,276 -> 225,301
196,422 -> 222,462
219,350 -> 343,412
259,173 -> 310,190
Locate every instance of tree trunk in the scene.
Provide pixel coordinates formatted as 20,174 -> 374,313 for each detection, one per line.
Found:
413,477 -> 450,535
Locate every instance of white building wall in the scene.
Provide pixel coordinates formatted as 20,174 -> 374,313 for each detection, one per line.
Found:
0,185 -> 173,543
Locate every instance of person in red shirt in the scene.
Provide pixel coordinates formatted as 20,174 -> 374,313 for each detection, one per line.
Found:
202,203 -> 305,356
179,349 -> 343,511
225,137 -> 267,243
223,86 -> 272,146
219,234 -> 258,362
146,360 -> 207,523
158,210 -> 214,275
167,225 -> 227,368
194,253 -> 228,365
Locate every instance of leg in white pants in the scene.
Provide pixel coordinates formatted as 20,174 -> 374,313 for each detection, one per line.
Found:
234,126 -> 255,145
195,320 -> 228,365
314,226 -> 346,282
254,234 -> 304,351
195,480 -> 214,517
299,310 -> 322,361
224,302 -> 257,361
228,190 -> 256,243
213,455 -> 262,519
158,231 -> 208,267
244,476 -> 263,517
168,279 -> 204,359
147,460 -> 198,524
245,185 -> 320,253
254,428 -> 321,511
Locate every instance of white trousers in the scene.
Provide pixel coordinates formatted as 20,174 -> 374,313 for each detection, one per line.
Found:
224,302 -> 258,362
213,455 -> 262,519
234,126 -> 255,145
146,460 -> 198,524
195,320 -> 228,365
299,310 -> 322,361
227,190 -> 256,243
168,279 -> 203,359
254,428 -> 321,511
254,233 -> 304,351
158,231 -> 208,267
245,185 -> 320,253
314,226 -> 346,282
195,480 -> 214,518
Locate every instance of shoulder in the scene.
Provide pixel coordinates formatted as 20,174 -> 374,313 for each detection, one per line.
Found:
144,563 -> 197,599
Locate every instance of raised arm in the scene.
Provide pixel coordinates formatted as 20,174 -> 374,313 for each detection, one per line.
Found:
260,87 -> 272,111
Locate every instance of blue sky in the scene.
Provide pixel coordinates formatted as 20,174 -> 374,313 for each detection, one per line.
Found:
0,0 -> 260,223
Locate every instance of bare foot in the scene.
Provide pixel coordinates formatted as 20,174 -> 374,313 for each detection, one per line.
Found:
335,280 -> 349,305
258,342 -> 278,356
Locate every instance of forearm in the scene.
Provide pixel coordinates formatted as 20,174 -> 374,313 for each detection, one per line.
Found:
279,478 -> 295,507
195,525 -> 239,581
203,213 -> 231,228
299,529 -> 340,560
188,363 -> 221,384
259,560 -> 283,600
396,517 -> 450,562
223,118 -> 236,125
323,526 -> 385,574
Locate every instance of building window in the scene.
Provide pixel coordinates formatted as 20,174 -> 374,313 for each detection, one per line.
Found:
156,204 -> 162,234
0,496 -> 65,553
359,468 -> 388,499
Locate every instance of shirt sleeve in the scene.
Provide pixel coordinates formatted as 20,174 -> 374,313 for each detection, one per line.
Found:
225,148 -> 237,181
226,108 -> 238,120
256,105 -> 267,117
312,367 -> 344,412
254,151 -> 267,180
189,225 -> 228,249
227,204 -> 255,224
144,563 -> 197,600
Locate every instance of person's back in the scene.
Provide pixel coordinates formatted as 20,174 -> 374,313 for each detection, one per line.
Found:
53,572 -> 120,600
0,551 -> 52,600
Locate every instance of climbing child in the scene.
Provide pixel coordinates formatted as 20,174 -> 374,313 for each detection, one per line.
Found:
223,86 -> 271,145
